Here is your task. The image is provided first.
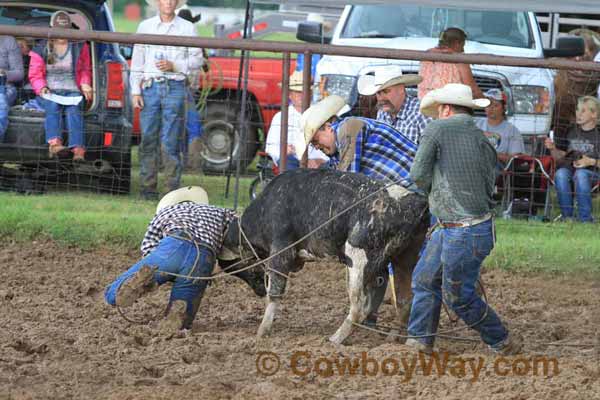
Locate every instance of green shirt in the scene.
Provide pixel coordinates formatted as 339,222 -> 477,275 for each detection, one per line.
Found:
409,114 -> 497,222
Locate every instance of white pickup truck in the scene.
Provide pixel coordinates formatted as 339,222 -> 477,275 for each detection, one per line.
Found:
299,4 -> 580,143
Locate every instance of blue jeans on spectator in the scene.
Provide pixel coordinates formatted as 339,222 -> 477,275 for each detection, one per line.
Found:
0,84 -> 18,142
42,90 -> 84,148
555,167 -> 600,222
140,79 -> 185,195
104,234 -> 215,329
407,219 -> 509,348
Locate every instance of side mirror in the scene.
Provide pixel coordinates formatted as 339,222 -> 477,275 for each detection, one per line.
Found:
296,21 -> 331,44
543,36 -> 585,58
119,44 -> 133,60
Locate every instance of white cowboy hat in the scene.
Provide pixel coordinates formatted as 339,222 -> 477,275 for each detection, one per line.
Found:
146,0 -> 187,10
278,70 -> 304,91
156,186 -> 209,213
298,95 -> 346,157
419,83 -> 491,118
357,66 -> 422,96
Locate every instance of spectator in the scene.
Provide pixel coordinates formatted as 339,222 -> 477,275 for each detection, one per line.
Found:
418,27 -> 483,100
407,83 -> 521,355
476,88 -> 525,166
130,0 -> 203,200
266,71 -> 328,169
545,95 -> 600,222
357,65 -> 430,144
29,11 -> 92,160
0,36 -> 24,142
15,37 -> 32,84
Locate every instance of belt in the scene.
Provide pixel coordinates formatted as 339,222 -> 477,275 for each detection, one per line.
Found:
438,213 -> 493,229
142,76 -> 185,88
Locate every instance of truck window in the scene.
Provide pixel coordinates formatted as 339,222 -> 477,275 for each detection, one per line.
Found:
340,5 -> 534,49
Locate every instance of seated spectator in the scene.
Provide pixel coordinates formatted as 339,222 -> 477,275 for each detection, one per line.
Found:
0,35 -> 24,142
266,71 -> 328,169
15,37 -> 32,81
29,11 -> 92,161
476,88 -> 525,167
545,96 -> 600,222
418,27 -> 483,100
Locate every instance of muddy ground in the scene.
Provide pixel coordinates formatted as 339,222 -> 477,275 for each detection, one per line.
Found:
0,240 -> 598,399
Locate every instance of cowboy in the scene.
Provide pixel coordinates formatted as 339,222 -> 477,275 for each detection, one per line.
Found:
357,65 -> 430,144
299,95 -> 417,187
104,186 -> 266,331
130,0 -> 203,200
265,70 -> 329,169
406,83 -> 522,355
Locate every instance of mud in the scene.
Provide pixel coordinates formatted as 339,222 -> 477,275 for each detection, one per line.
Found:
0,240 -> 598,399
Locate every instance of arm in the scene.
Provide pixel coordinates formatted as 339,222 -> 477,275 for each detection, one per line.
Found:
457,63 -> 484,99
409,127 -> 438,193
6,37 -> 23,83
264,112 -> 282,164
129,23 -> 146,97
28,51 -> 48,95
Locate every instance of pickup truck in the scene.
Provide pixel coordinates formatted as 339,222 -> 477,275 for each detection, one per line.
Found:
299,4 -> 580,147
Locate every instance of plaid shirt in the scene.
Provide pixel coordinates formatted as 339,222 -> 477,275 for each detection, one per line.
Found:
377,96 -> 431,144
140,203 -> 237,257
329,117 -> 417,186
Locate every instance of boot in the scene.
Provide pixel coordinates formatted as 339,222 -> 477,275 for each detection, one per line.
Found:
115,265 -> 157,307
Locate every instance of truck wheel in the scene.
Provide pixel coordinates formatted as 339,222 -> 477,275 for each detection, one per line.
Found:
201,101 -> 258,173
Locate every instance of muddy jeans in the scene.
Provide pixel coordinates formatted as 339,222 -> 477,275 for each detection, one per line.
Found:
407,219 -> 509,348
140,79 -> 185,194
104,234 -> 215,329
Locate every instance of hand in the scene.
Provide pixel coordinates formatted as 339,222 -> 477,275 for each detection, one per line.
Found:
155,59 -> 174,72
574,155 -> 596,169
307,159 -> 325,169
286,144 -> 296,155
544,137 -> 556,151
132,95 -> 144,109
40,87 -> 50,96
80,84 -> 93,102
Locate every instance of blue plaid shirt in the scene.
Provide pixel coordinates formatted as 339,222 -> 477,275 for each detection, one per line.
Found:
328,117 -> 417,186
377,96 -> 431,144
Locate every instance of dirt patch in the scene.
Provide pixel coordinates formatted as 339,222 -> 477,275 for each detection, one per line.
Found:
0,240 -> 598,399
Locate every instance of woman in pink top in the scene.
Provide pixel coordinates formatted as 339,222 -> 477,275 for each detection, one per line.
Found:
29,11 -> 92,160
418,28 -> 483,100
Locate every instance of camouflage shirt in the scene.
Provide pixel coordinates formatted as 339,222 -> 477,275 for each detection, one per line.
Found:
409,114 -> 497,222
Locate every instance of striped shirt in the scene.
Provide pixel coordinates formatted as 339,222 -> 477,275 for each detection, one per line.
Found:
376,96 -> 431,144
329,117 -> 417,186
140,203 -> 237,257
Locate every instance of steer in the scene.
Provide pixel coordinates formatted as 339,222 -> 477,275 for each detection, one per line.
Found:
224,169 -> 429,344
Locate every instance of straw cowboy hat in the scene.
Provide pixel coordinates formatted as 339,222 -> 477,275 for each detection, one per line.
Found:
419,83 -> 491,118
156,186 -> 209,213
278,70 -> 304,91
146,0 -> 187,10
298,95 -> 346,157
357,66 -> 422,96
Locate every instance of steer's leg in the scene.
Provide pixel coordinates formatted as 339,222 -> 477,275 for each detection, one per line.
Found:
256,246 -> 295,338
330,241 -> 372,345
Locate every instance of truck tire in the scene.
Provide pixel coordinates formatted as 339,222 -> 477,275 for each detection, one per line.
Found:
201,101 -> 259,173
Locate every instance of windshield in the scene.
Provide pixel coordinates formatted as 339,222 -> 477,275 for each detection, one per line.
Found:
341,5 -> 534,49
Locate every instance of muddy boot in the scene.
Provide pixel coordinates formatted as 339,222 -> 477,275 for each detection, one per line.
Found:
490,332 -> 524,355
186,138 -> 204,174
158,300 -> 187,333
115,265 -> 157,307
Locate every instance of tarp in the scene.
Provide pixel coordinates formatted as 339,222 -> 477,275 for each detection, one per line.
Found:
270,0 -> 600,14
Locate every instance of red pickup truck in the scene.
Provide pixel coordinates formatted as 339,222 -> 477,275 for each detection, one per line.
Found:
131,55 -> 294,173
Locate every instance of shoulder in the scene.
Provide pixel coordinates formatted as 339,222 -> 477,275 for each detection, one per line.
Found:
0,35 -> 18,47
175,16 -> 196,32
137,16 -> 158,32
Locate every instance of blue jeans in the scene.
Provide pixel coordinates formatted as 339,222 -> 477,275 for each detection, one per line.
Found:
185,90 -> 203,145
407,219 -> 508,348
0,84 -> 17,142
104,235 -> 215,328
42,90 -> 84,148
555,167 -> 599,222
140,80 -> 185,193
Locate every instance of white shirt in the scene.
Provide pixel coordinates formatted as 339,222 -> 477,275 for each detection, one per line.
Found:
266,106 -> 329,164
130,15 -> 203,96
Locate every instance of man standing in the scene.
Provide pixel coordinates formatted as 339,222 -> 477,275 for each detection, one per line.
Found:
357,66 -> 430,144
0,36 -> 24,142
266,71 -> 328,169
407,83 -> 521,355
130,0 -> 203,200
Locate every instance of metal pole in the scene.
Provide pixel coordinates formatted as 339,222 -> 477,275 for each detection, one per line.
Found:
300,50 -> 312,168
279,53 -> 291,173
233,0 -> 253,210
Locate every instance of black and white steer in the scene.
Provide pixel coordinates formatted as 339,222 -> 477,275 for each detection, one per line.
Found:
223,169 -> 429,344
